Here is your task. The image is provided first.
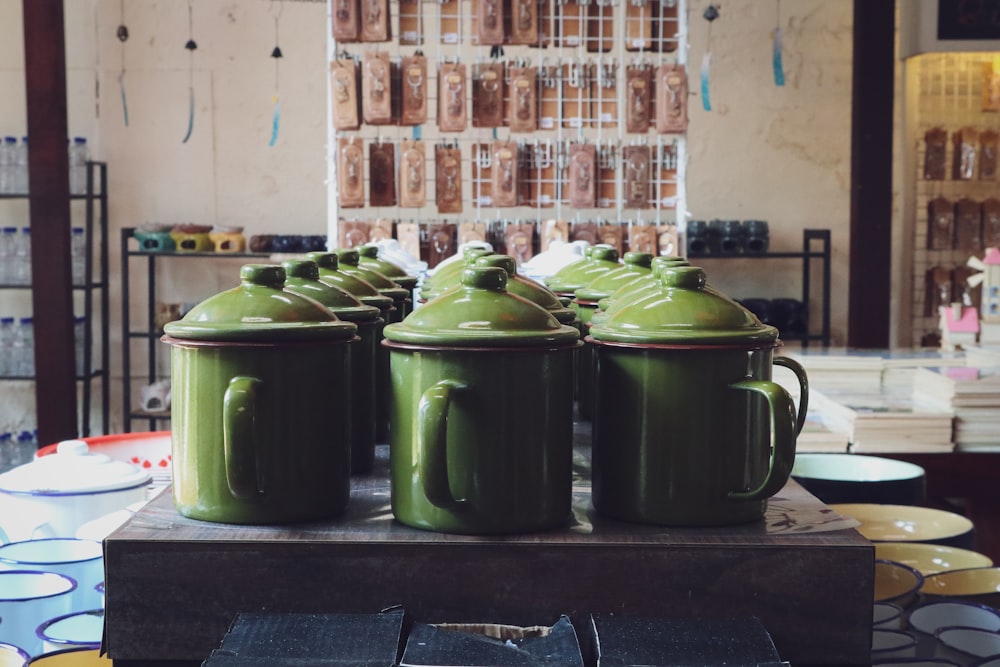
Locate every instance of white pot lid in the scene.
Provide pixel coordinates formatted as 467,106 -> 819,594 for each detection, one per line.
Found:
0,440 -> 152,496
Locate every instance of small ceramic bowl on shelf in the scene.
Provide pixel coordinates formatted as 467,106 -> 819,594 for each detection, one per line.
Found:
170,224 -> 213,253
875,559 -> 924,608
875,542 -> 993,576
792,454 -> 926,506
830,504 -> 975,549
209,225 -> 245,253
921,567 -> 1000,608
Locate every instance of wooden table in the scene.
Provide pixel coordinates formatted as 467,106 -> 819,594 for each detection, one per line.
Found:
104,445 -> 874,667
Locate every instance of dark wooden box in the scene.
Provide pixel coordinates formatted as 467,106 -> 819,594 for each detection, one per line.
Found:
104,444 -> 873,667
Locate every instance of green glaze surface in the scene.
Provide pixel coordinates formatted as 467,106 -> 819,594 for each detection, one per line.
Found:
165,336 -> 353,524
282,259 -> 383,474
544,245 -> 620,295
384,267 -> 580,347
590,345 -> 801,526
419,247 -> 495,302
574,251 -> 654,303
387,345 -> 577,534
595,256 -> 691,315
589,266 -> 779,346
472,255 -> 577,325
163,264 -> 357,342
332,249 -> 409,324
307,251 -> 395,442
357,244 -> 418,286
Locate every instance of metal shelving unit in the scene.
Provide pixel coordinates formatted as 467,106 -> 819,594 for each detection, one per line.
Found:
0,161 -> 110,437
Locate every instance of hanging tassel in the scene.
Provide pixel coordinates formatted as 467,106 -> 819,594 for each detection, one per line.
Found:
700,52 -> 712,112
269,96 -> 281,147
118,71 -> 130,127
772,28 -> 785,87
182,86 -> 195,144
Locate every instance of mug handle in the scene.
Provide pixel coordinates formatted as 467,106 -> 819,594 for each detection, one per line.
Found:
223,375 -> 264,500
418,379 -> 468,509
727,379 -> 796,502
774,355 -> 809,435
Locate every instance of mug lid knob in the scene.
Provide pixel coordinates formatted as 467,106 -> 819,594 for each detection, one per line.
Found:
241,264 -> 285,288
462,266 -> 507,291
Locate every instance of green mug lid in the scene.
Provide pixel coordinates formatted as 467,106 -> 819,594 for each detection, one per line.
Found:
357,246 -> 418,286
545,245 -> 621,294
282,260 -> 381,323
384,267 -> 581,347
332,248 -> 410,300
574,251 -> 654,303
163,264 -> 358,341
306,252 -> 395,311
474,255 -> 577,324
420,247 -> 494,296
589,265 -> 778,346
598,256 -> 691,312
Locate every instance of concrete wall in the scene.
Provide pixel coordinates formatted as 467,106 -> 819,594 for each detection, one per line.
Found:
0,0 -> 855,435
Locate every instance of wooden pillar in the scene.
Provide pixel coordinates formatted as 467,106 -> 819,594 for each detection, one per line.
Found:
848,0 -> 895,348
23,0 -> 78,444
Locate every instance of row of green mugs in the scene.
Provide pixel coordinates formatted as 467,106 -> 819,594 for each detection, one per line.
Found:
161,248 -> 806,533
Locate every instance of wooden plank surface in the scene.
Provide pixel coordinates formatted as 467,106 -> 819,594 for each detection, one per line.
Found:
105,445 -> 873,666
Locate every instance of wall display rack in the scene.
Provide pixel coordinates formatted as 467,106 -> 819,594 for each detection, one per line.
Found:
0,161 -> 110,438
327,0 -> 689,266
119,227 -> 270,433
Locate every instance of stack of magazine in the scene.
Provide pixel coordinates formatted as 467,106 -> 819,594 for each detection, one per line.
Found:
912,365 -> 1000,452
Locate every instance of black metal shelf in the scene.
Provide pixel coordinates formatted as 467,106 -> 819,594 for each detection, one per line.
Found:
686,229 -> 832,348
0,161 -> 110,436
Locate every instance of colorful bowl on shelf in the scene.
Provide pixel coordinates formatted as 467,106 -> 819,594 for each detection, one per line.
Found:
875,543 -> 993,576
791,454 -> 926,506
921,567 -> 1000,608
875,559 -> 924,607
36,431 -> 172,494
830,504 -> 975,549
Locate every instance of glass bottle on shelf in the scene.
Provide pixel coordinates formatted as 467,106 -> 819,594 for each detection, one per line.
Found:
71,227 -> 86,285
69,137 -> 90,195
13,227 -> 30,285
14,136 -> 28,194
0,227 -> 16,284
0,316 -> 14,376
0,136 -> 16,194
12,316 -> 33,376
75,315 -> 86,377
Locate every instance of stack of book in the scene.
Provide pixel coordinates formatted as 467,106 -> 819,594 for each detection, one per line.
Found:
781,349 -> 884,393
796,411 -> 851,453
912,366 -> 1000,451
810,388 -> 955,454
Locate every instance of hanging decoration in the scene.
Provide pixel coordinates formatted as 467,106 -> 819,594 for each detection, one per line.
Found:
269,0 -> 284,147
772,0 -> 785,87
182,0 -> 198,143
701,4 -> 719,112
116,0 -> 130,127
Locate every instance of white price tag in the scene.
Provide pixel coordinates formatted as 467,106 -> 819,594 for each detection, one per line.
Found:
565,36 -> 580,46
568,118 -> 582,128
539,117 -> 555,129
477,196 -> 493,206
402,31 -> 418,41
599,113 -> 613,122
661,197 -> 677,207
539,194 -> 553,204
443,33 -> 459,44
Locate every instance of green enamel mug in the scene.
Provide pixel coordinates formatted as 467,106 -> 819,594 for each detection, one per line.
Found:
384,267 -> 581,534
588,265 -> 809,526
163,264 -> 358,524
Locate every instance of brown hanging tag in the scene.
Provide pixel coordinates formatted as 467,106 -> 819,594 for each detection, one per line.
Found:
400,54 -> 428,126
362,51 -> 392,125
396,222 -> 421,260
625,65 -> 652,134
472,142 -> 492,207
597,141 -> 617,208
491,140 -> 519,208
428,223 -> 457,268
332,0 -> 360,42
398,0 -> 422,45
370,218 -> 394,242
599,224 -> 623,254
369,141 -> 396,208
568,142 -> 597,209
953,127 -> 979,181
556,1 -> 586,48
507,222 -> 536,265
628,224 -> 657,254
980,130 -> 998,180
655,0 -> 680,52
622,144 -> 651,209
655,64 -> 687,133
510,0 -> 539,45
625,0 -> 654,51
562,60 -> 591,129
399,140 -> 426,208
923,127 -> 948,181
339,219 -> 371,248
459,222 -> 487,246
535,140 -> 557,207
435,144 -> 463,214
541,219 -> 569,251
476,0 -> 505,45
983,198 -> 1000,247
656,142 -> 677,208
927,197 -> 954,250
338,137 -> 365,208
657,224 -> 679,256
508,67 -> 538,133
570,221 -> 599,245
925,266 -> 953,317
537,62 -> 562,130
594,59 -> 618,128
472,62 -> 506,129
438,62 -> 468,133
587,1 -> 614,53
331,60 -> 360,131
439,0 -> 460,45
359,0 -> 389,42
955,198 -> 983,252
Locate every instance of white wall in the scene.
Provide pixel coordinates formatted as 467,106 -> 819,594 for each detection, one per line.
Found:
0,0 -> 855,435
